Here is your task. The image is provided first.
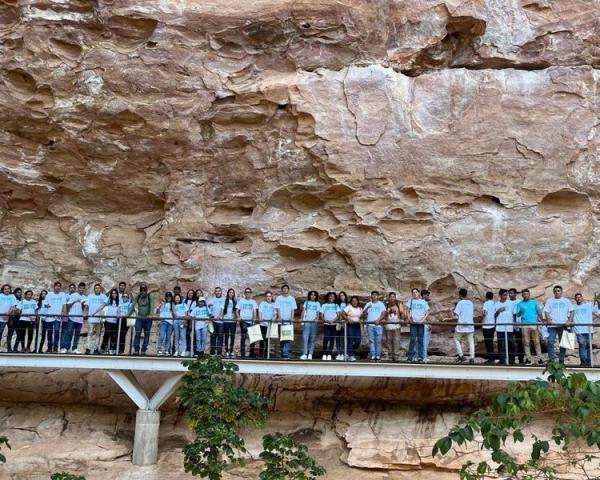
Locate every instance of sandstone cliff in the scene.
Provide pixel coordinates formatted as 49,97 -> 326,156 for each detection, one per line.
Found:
1,0 -> 599,303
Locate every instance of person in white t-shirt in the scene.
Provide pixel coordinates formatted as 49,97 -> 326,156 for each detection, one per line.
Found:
342,296 -> 363,361
236,288 -> 258,357
543,285 -> 574,364
300,290 -> 320,360
83,283 -> 108,355
60,282 -> 87,354
258,291 -> 276,358
482,291 -> 496,364
275,285 -> 297,359
572,293 -> 598,367
454,289 -> 475,363
405,288 -> 430,363
363,290 -> 387,361
495,289 -> 515,365
44,281 -> 68,353
320,292 -> 340,361
0,284 -> 19,351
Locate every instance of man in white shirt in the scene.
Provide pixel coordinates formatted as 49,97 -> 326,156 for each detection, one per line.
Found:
207,287 -> 225,355
405,288 -> 429,363
363,290 -> 386,361
543,285 -> 574,364
508,288 -> 525,364
275,284 -> 297,359
60,282 -> 87,353
236,288 -> 258,358
454,289 -> 475,363
495,289 -> 515,365
572,293 -> 597,367
44,281 -> 68,353
482,291 -> 496,364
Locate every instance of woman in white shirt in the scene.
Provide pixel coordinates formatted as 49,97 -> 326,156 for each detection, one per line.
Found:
342,296 -> 363,361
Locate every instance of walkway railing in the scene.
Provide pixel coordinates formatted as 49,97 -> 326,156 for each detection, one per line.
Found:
2,312 -> 596,367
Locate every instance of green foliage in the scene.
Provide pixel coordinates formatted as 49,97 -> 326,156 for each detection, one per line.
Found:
178,356 -> 270,479
432,362 -> 600,480
50,473 -> 86,480
259,433 -> 326,480
0,436 -> 10,464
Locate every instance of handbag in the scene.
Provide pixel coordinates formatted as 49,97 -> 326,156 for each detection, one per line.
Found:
268,322 -> 279,339
247,324 -> 263,344
279,324 -> 294,342
559,331 -> 576,350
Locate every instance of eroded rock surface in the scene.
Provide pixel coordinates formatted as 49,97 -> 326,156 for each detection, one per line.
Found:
1,0 -> 599,303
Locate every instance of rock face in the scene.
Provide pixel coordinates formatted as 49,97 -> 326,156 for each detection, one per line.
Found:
1,0 -> 599,303
0,370 -> 595,480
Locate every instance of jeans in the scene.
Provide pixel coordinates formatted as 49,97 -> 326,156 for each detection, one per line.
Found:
134,318 -> 153,353
454,332 -> 475,359
367,324 -> 383,359
0,322 -> 5,348
210,322 -> 224,355
334,324 -> 344,354
195,326 -> 207,354
547,326 -> 566,363
576,333 -> 592,366
302,321 -> 317,356
346,323 -> 361,357
497,330 -> 515,365
157,321 -> 173,353
173,320 -> 187,354
482,327 -> 496,360
280,321 -> 292,358
41,321 -> 61,352
323,324 -> 336,356
423,324 -> 431,362
409,324 -> 425,361
223,320 -> 236,354
61,320 -> 83,351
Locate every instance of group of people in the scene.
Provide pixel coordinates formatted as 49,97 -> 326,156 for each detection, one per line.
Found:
0,281 -> 596,366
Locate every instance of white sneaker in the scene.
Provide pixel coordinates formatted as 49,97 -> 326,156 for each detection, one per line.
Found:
327,355 -> 332,361
71,349 -> 81,354
300,354 -> 307,360
337,354 -> 344,361
109,350 -> 115,355
322,354 -> 327,360
307,354 -> 312,360
349,356 -> 357,361
59,348 -> 67,354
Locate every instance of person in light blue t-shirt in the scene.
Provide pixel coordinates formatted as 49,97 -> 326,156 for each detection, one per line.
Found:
320,292 -> 340,361
207,287 -> 225,355
156,291 -> 174,355
172,293 -> 190,356
300,290 -> 320,360
573,293 -> 598,367
275,285 -> 297,359
258,291 -> 276,358
192,299 -> 210,355
236,288 -> 258,357
363,290 -> 386,361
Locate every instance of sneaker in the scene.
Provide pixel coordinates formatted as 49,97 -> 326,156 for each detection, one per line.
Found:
60,348 -> 67,354
524,358 -> 532,365
349,356 -> 357,361
538,359 -> 545,365
375,356 -> 381,361
335,354 -> 342,361
322,354 -> 328,360
469,358 -> 475,364
327,355 -> 332,361
71,349 -> 81,354
300,354 -> 307,360
307,354 -> 312,360
85,349 -> 91,355
93,349 -> 100,355
456,356 -> 465,363
109,350 -> 115,355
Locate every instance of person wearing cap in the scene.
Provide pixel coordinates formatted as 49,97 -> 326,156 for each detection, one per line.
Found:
132,282 -> 154,355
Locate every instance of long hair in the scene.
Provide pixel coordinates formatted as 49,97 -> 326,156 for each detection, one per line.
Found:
306,290 -> 319,302
185,289 -> 196,307
337,291 -> 348,306
108,288 -> 120,306
325,291 -> 337,304
224,288 -> 236,314
38,290 -> 48,309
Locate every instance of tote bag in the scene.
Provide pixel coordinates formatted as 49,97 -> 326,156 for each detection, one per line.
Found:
248,324 -> 263,344
280,324 -> 294,342
559,331 -> 576,350
268,322 -> 279,339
